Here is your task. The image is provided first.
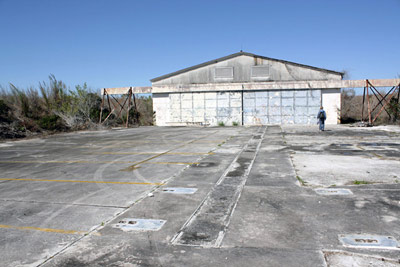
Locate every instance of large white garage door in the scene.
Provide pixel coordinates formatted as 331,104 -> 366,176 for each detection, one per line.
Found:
243,90 -> 321,125
165,90 -> 321,126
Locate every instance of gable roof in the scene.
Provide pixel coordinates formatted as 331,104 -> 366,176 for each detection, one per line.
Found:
150,51 -> 344,83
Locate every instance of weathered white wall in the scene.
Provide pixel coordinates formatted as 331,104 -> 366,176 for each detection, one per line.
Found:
151,53 -> 342,126
153,93 -> 170,126
153,55 -> 342,86
160,92 -> 242,126
322,89 -> 341,124
243,90 -> 321,125
153,89 -> 340,126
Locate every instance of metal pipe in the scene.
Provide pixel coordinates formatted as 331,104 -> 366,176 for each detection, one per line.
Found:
99,89 -> 105,123
361,86 -> 366,121
125,88 -> 132,128
241,85 -> 244,126
366,80 -> 372,124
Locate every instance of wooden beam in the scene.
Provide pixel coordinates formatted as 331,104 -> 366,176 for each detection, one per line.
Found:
101,87 -> 152,95
103,79 -> 400,94
150,79 -> 400,93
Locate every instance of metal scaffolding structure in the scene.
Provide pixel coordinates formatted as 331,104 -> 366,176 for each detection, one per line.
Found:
99,87 -> 138,127
361,79 -> 400,125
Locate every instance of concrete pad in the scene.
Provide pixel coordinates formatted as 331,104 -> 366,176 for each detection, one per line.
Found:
283,125 -> 400,187
1,125 -> 400,266
0,201 -> 123,267
324,250 -> 400,267
292,154 -> 400,186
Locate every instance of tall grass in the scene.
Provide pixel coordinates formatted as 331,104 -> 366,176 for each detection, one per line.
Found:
0,75 -> 154,139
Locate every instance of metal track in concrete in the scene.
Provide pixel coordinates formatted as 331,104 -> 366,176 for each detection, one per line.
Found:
171,126 -> 266,248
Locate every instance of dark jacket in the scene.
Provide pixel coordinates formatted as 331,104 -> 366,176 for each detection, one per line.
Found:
317,110 -> 326,121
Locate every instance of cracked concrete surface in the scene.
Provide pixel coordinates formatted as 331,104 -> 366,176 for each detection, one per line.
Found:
0,125 -> 399,266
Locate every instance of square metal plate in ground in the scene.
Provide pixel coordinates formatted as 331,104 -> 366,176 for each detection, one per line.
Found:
315,188 -> 353,195
114,219 -> 166,231
162,187 -> 198,194
339,234 -> 399,249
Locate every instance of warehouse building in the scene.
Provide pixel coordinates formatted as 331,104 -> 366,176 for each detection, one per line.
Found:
150,52 -> 343,126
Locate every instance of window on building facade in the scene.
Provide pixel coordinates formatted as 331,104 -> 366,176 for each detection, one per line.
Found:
251,65 -> 270,77
215,67 -> 233,78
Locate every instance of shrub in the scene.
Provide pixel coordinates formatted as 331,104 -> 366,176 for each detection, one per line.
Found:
388,97 -> 400,123
37,114 -> 65,131
218,121 -> 225,126
136,96 -> 153,126
0,99 -> 11,123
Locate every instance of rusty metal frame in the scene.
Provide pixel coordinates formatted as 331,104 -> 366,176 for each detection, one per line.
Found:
361,79 -> 400,125
99,87 -> 138,127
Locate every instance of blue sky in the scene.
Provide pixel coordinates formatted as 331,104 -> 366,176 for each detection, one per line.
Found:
0,0 -> 399,90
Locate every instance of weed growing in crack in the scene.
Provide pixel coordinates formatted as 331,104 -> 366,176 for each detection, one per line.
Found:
353,180 -> 371,185
296,176 -> 307,186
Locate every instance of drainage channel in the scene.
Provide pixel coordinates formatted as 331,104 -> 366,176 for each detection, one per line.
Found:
171,126 -> 266,248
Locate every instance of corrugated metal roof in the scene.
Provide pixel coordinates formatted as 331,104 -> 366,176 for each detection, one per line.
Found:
150,51 -> 344,83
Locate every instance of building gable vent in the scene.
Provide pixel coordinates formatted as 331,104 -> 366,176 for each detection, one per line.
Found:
251,65 -> 269,77
215,67 -> 233,78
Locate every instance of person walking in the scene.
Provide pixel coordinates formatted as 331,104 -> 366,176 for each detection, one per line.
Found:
317,106 -> 327,131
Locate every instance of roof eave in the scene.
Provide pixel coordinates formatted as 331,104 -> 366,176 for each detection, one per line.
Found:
150,52 -> 343,83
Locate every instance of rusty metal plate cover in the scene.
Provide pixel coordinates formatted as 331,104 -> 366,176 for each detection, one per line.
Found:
339,234 -> 399,249
162,187 -> 198,194
315,188 -> 353,195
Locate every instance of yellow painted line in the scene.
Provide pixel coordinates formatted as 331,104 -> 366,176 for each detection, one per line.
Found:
0,178 -> 164,186
120,137 -> 208,172
0,224 -> 100,236
91,152 -> 214,156
146,162 -> 198,165
193,140 -> 225,143
167,152 -> 214,155
80,139 -> 225,148
0,160 -> 197,166
0,160 -> 138,164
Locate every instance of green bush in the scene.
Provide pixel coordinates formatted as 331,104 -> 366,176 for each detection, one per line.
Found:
37,114 -> 65,131
88,93 -> 103,121
0,99 -> 11,123
388,98 -> 400,123
218,121 -> 225,126
137,96 -> 153,126
0,99 -> 10,115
